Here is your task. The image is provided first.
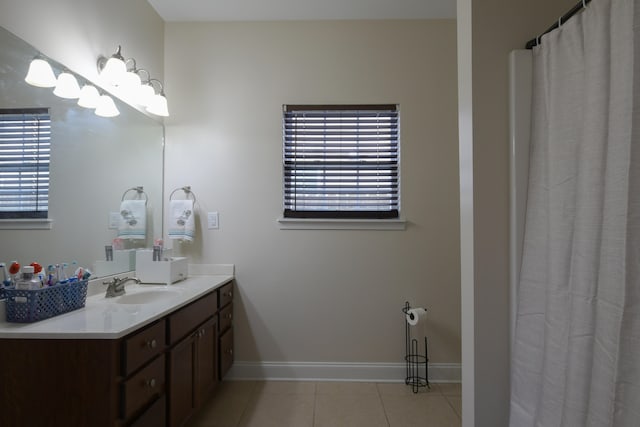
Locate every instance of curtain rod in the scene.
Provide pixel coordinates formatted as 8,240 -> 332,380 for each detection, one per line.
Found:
525,0 -> 592,49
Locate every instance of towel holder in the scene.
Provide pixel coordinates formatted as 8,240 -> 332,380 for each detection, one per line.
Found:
169,186 -> 197,204
121,186 -> 148,205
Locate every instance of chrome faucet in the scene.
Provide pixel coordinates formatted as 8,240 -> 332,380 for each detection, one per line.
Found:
103,277 -> 141,298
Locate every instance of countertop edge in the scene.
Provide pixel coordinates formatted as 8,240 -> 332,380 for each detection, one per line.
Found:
0,274 -> 234,339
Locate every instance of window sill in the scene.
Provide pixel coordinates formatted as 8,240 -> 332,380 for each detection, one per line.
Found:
0,218 -> 53,230
277,217 -> 406,230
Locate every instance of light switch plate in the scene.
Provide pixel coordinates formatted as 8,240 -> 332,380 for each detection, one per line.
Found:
108,212 -> 120,229
207,212 -> 219,229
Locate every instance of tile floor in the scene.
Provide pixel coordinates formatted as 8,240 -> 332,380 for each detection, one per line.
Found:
186,381 -> 461,427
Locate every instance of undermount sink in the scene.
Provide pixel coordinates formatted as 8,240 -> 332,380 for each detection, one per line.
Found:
115,288 -> 183,305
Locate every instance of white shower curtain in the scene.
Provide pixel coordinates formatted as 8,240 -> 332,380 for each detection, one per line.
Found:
510,0 -> 640,426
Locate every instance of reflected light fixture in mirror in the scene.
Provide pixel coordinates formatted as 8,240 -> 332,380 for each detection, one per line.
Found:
53,71 -> 81,99
95,93 -> 120,117
24,54 -> 119,118
77,84 -> 100,108
24,56 -> 57,87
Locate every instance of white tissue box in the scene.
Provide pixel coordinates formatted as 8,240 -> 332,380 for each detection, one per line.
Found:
93,249 -> 136,277
135,250 -> 188,285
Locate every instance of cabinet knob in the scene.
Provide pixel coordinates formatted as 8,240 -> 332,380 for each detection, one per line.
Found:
146,378 -> 157,388
227,313 -> 233,320
146,339 -> 157,349
227,348 -> 233,355
200,328 -> 206,336
228,291 -> 233,298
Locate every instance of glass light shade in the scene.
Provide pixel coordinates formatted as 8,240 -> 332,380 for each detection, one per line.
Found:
25,58 -> 57,87
100,56 -> 126,86
77,85 -> 100,108
135,83 -> 155,107
146,93 -> 169,117
95,94 -> 120,117
53,72 -> 81,99
119,71 -> 141,92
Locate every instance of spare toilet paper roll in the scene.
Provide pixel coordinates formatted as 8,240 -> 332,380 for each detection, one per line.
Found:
406,308 -> 427,326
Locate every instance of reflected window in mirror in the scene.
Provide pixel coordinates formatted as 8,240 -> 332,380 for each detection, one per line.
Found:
0,108 -> 50,219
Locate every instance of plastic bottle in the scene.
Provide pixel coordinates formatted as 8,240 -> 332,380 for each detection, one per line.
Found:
15,266 -> 41,290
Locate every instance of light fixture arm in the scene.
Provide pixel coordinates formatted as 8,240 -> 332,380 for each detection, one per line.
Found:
124,57 -> 137,72
149,78 -> 166,95
136,68 -> 151,83
96,45 -> 125,73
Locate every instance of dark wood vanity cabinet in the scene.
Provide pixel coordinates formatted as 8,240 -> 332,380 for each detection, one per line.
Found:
167,291 -> 219,427
0,279 -> 235,427
218,281 -> 234,380
121,319 -> 167,423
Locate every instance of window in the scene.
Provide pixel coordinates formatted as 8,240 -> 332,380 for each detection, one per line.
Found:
0,108 -> 51,219
283,104 -> 399,220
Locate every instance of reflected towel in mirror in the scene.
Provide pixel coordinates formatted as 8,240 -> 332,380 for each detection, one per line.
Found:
117,199 -> 146,240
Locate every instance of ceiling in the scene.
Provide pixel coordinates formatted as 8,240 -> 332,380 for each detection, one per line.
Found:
147,0 -> 456,22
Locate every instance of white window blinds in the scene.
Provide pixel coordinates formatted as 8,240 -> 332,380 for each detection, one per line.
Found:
0,108 -> 51,218
283,105 -> 399,219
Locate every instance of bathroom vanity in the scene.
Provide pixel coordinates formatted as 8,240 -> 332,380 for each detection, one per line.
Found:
0,274 -> 234,427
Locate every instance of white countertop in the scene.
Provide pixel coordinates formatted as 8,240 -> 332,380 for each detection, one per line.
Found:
0,274 -> 233,339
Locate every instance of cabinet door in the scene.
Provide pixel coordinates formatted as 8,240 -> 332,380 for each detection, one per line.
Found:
168,334 -> 196,427
195,317 -> 218,407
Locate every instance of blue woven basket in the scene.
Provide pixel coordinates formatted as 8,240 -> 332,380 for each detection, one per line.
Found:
4,280 -> 88,323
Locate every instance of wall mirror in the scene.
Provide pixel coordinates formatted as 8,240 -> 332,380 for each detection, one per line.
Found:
0,25 -> 164,279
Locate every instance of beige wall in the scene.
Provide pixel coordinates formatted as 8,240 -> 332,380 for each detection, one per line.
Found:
459,0 -> 578,425
164,20 -> 461,367
0,0 -> 164,88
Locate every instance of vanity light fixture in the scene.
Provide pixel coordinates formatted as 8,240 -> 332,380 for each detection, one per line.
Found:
97,45 -> 127,86
77,84 -> 101,108
53,71 -> 81,99
24,56 -> 57,87
145,79 -> 169,117
94,93 -> 120,118
134,70 -> 155,107
98,46 -> 168,116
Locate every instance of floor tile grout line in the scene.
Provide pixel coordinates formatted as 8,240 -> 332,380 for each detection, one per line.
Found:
234,381 -> 261,427
311,381 -> 317,427
443,394 -> 462,421
376,382 -> 392,427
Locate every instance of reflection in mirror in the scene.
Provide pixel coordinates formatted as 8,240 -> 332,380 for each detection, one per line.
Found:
0,25 -> 164,279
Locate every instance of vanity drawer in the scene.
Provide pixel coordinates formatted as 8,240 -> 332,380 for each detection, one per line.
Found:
123,319 -> 166,376
219,328 -> 234,380
218,281 -> 233,308
219,303 -> 233,334
168,291 -> 217,344
129,394 -> 166,427
121,354 -> 165,421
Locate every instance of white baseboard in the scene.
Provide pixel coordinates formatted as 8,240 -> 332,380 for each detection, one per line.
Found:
226,362 -> 461,383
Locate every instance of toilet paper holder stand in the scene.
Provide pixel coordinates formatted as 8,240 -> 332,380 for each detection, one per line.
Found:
402,301 -> 430,393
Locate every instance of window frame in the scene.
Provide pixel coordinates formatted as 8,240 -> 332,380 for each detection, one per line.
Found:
282,104 -> 401,224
